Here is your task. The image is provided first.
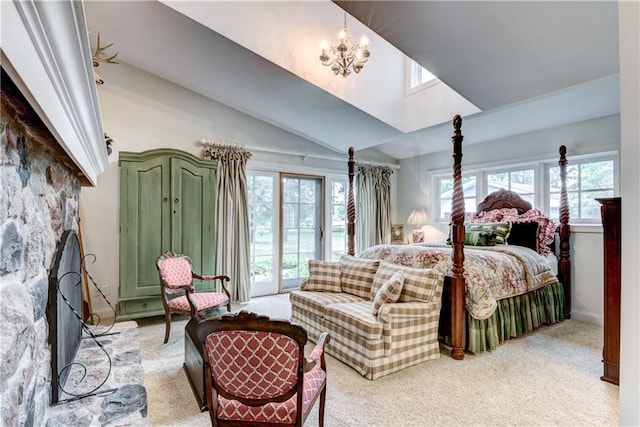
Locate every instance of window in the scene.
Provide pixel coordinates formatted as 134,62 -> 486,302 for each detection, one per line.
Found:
407,58 -> 437,93
433,153 -> 617,224
329,179 -> 348,261
248,173 -> 276,293
248,170 -> 348,296
437,176 -> 477,220
548,157 -> 615,222
486,169 -> 535,206
280,174 -> 323,290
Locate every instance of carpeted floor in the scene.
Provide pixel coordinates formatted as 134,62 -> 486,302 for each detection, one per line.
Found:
136,294 -> 618,427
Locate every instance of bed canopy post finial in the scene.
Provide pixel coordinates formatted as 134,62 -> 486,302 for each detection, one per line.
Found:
558,145 -> 571,318
450,114 -> 466,360
347,146 -> 356,256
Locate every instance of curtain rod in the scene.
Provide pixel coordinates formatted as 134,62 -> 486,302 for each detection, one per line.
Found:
246,145 -> 400,170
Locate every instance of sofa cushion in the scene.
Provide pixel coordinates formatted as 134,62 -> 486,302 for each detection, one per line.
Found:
372,271 -> 404,315
371,261 -> 444,303
289,290 -> 363,320
339,255 -> 380,299
324,301 -> 383,341
304,260 -> 342,292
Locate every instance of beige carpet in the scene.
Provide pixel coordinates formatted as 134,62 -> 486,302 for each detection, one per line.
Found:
136,294 -> 618,426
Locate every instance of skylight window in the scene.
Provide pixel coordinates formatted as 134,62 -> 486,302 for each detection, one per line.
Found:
408,58 -> 436,89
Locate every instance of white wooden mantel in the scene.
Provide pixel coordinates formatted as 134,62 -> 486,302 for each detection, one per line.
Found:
1,0 -> 107,186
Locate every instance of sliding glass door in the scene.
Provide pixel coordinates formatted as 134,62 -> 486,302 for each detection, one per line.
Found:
280,174 -> 324,291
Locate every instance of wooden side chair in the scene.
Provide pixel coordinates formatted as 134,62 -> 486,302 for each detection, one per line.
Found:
156,251 -> 231,343
196,311 -> 330,427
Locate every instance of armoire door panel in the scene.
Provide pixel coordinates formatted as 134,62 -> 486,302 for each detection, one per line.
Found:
136,162 -> 169,294
118,149 -> 217,320
120,157 -> 171,299
171,158 -> 216,291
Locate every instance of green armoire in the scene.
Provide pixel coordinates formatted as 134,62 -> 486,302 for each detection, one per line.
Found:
118,149 -> 217,320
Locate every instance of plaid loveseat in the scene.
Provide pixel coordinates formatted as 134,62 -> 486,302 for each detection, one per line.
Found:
290,255 -> 444,380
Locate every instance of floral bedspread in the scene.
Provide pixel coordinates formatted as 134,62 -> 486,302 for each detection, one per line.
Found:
359,242 -> 559,320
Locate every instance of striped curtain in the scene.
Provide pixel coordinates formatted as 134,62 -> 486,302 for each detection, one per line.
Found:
355,164 -> 393,254
203,145 -> 252,302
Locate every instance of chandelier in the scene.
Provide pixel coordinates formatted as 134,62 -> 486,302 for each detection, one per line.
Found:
319,13 -> 370,78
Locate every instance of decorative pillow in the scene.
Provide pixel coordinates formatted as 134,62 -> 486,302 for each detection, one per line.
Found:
371,261 -> 443,303
465,222 -> 511,244
372,271 -> 404,315
507,221 -> 540,252
503,209 -> 556,255
304,260 -> 342,292
464,230 -> 497,246
339,255 -> 380,299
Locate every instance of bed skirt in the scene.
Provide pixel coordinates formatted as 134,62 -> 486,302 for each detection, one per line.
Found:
443,281 -> 566,354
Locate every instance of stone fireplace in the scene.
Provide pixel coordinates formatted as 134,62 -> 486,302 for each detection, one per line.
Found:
0,69 -> 83,425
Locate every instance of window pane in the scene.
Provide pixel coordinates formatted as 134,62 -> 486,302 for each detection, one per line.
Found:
566,165 -> 579,191
299,229 -> 315,253
568,192 -> 579,220
511,170 -> 534,186
252,176 -> 273,202
282,229 -> 298,254
464,198 -> 477,213
331,179 -> 348,261
281,254 -> 299,279
549,166 -> 561,192
299,204 -> 315,228
581,161 -> 614,190
283,203 -> 298,228
487,172 -> 508,191
251,256 -> 273,282
332,182 -> 346,205
282,178 -> 299,202
487,169 -> 534,196
521,194 -> 535,206
581,190 -> 614,218
299,180 -> 316,203
252,230 -> 273,256
248,174 -> 274,286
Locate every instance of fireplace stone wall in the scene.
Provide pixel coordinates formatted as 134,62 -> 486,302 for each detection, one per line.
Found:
1,78 -> 81,426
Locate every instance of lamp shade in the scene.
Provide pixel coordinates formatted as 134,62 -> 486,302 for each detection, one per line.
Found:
407,209 -> 428,227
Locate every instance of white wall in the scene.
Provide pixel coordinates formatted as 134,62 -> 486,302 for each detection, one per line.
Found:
617,1 -> 639,424
80,63 -> 397,316
397,114 -> 621,325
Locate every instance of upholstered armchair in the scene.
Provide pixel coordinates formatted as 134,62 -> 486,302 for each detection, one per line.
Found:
196,311 -> 330,427
156,251 -> 231,343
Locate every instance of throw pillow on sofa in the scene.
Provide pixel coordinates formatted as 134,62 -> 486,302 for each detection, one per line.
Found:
372,271 -> 404,315
371,261 -> 443,303
340,255 -> 380,299
304,260 -> 342,292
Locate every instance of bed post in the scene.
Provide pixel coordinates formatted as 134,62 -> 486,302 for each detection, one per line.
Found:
347,146 -> 356,256
558,145 -> 571,319
450,115 -> 466,360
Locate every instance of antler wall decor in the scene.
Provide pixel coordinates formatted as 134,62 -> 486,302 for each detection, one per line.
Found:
92,33 -> 119,85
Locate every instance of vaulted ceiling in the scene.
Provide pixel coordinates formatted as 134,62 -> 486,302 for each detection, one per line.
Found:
84,1 -> 620,160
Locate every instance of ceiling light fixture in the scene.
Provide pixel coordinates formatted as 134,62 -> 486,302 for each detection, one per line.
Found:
319,12 -> 370,78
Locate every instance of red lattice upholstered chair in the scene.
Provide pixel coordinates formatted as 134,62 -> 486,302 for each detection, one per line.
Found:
156,251 -> 232,343
196,311 -> 330,427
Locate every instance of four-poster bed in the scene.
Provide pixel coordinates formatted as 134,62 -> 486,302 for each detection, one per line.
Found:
346,115 -> 572,360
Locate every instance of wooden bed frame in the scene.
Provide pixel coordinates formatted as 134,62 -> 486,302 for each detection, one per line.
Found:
346,115 -> 571,360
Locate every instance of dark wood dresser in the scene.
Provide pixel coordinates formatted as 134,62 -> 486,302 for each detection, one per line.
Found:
184,317 -> 208,411
597,197 -> 621,385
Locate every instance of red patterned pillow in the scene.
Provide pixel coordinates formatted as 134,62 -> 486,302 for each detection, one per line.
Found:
466,208 -> 519,223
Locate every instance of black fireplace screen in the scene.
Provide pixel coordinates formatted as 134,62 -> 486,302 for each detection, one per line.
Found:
46,230 -> 83,404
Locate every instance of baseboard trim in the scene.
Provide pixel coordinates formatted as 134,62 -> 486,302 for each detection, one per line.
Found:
570,310 -> 603,326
